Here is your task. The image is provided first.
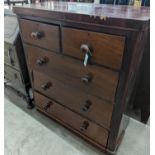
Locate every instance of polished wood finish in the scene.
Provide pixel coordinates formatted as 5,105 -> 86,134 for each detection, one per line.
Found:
14,2 -> 150,154
34,92 -> 109,146
13,2 -> 150,30
33,70 -> 113,128
25,45 -> 119,103
107,28 -> 149,152
20,19 -> 60,52
128,30 -> 150,123
62,27 -> 125,70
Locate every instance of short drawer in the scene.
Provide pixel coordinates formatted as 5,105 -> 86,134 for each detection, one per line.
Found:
34,91 -> 109,146
4,42 -> 19,69
26,45 -> 118,102
33,70 -> 113,128
62,27 -> 125,70
19,19 -> 60,52
4,64 -> 23,86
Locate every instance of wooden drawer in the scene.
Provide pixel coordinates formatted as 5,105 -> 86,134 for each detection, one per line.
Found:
33,70 -> 113,128
4,64 -> 23,84
34,91 -> 109,146
4,42 -> 19,69
62,27 -> 125,70
19,19 -> 60,52
26,45 -> 118,102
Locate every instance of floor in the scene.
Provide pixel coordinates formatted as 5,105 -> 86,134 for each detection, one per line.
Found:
4,88 -> 150,155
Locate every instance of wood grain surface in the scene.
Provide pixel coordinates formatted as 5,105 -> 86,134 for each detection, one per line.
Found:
25,45 -> 119,103
62,27 -> 125,70
20,19 -> 60,52
33,70 -> 113,129
34,91 -> 109,147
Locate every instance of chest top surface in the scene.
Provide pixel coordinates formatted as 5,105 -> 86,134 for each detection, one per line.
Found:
13,2 -> 150,31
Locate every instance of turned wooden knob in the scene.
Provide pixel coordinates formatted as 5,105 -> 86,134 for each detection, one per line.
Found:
81,100 -> 92,112
80,121 -> 89,132
41,82 -> 52,90
80,44 -> 93,66
81,73 -> 93,83
36,57 -> 48,66
80,44 -> 92,54
44,101 -> 52,111
31,31 -> 43,40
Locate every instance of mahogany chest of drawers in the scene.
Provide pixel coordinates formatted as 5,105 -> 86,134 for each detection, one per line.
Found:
4,9 -> 33,108
13,2 -> 150,154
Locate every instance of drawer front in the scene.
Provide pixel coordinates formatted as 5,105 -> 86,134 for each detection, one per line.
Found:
34,92 -> 109,146
26,45 -> 118,102
4,42 -> 19,69
33,70 -> 113,128
4,64 -> 23,85
62,28 -> 125,70
20,19 -> 60,52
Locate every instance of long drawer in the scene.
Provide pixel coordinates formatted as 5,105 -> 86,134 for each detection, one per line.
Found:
26,45 -> 118,102
34,91 -> 109,146
20,19 -> 60,52
62,27 -> 125,70
4,42 -> 19,69
33,70 -> 113,128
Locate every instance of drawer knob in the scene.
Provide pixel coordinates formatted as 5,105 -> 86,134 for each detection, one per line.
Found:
8,48 -> 14,66
80,121 -> 89,132
41,82 -> 52,90
37,57 -> 48,66
80,44 -> 92,54
80,44 -> 93,67
44,101 -> 52,111
81,100 -> 92,112
31,31 -> 43,40
81,73 -> 93,84
14,73 -> 18,79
